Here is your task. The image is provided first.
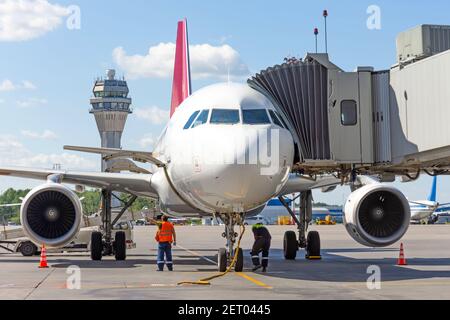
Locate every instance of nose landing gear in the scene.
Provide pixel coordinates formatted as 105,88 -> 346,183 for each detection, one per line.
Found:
279,190 -> 322,260
218,213 -> 245,272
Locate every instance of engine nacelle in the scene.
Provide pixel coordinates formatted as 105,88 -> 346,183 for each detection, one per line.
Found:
20,183 -> 82,248
344,184 -> 410,247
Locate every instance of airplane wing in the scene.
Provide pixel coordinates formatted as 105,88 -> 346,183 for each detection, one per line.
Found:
0,167 -> 157,198
0,203 -> 21,208
63,145 -> 165,167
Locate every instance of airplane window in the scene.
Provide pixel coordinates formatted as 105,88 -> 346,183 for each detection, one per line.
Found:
242,109 -> 271,125
191,109 -> 209,128
210,109 -> 240,125
268,110 -> 284,128
183,110 -> 200,129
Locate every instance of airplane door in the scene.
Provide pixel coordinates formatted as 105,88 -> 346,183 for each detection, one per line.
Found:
328,71 -> 362,163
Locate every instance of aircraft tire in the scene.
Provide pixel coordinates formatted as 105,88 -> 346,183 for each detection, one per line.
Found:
218,248 -> 227,272
114,231 -> 126,261
91,231 -> 103,261
283,231 -> 298,260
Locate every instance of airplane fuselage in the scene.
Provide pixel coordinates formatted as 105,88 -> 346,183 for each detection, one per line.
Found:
150,83 -> 295,217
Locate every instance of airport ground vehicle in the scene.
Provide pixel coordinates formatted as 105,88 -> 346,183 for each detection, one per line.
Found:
0,222 -> 135,256
315,215 -> 336,225
244,216 -> 269,226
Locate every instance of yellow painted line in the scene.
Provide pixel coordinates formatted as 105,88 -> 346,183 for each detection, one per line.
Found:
236,272 -> 272,289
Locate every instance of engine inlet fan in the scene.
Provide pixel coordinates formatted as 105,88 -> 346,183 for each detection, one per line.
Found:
26,191 -> 77,240
358,191 -> 405,238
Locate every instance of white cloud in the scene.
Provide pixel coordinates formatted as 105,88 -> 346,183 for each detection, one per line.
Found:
0,79 -> 15,91
0,0 -> 70,42
22,80 -> 37,90
134,106 -> 169,125
0,134 -> 97,170
0,79 -> 37,91
16,97 -> 47,108
21,129 -> 57,140
138,134 -> 155,149
113,42 -> 250,80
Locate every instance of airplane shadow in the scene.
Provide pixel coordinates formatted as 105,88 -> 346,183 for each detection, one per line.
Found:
246,249 -> 450,283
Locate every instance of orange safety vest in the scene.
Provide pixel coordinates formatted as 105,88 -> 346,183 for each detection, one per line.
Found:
157,221 -> 174,243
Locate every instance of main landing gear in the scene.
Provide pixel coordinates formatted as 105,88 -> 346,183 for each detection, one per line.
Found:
279,191 -> 321,260
217,213 -> 245,272
90,189 -> 137,261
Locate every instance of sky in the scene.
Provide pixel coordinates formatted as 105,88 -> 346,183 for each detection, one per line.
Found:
0,0 -> 449,205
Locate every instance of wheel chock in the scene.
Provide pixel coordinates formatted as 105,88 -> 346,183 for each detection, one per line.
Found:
306,255 -> 322,260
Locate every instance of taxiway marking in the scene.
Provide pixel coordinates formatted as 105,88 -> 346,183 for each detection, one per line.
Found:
235,272 -> 273,289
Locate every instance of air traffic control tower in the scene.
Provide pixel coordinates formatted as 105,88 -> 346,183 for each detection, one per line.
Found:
89,69 -> 132,172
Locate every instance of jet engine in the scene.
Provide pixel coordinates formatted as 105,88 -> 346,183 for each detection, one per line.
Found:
20,183 -> 82,248
343,184 -> 410,247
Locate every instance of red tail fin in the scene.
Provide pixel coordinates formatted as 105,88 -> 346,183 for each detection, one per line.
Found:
170,19 -> 191,118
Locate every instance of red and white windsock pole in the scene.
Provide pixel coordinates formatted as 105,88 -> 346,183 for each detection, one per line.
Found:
170,18 -> 192,118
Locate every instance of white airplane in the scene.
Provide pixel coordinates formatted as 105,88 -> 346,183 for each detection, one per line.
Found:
0,19 -> 430,272
408,176 -> 450,223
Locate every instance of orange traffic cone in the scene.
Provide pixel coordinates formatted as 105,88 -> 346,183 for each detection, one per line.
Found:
38,245 -> 49,268
397,243 -> 407,266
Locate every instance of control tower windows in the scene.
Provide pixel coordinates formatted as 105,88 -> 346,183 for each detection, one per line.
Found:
210,109 -> 240,125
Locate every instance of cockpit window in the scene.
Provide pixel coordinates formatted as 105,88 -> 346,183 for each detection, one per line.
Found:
242,109 -> 271,125
275,111 -> 289,129
268,110 -> 284,128
183,111 -> 200,130
210,109 -> 240,125
191,109 -> 209,128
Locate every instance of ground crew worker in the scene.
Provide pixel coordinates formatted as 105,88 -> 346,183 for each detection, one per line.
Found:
155,215 -> 176,271
250,223 -> 271,272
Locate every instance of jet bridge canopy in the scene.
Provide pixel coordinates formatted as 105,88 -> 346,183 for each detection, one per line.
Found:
248,55 -> 336,161
248,53 -> 390,168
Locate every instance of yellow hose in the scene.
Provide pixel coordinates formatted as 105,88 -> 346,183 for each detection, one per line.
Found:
178,223 -> 246,286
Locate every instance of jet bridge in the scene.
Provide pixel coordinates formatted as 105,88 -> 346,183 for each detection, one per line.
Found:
248,24 -> 450,176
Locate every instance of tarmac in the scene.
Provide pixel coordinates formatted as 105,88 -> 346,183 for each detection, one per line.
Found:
1,225 -> 450,300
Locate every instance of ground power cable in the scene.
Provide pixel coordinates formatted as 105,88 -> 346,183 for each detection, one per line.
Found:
177,223 -> 246,286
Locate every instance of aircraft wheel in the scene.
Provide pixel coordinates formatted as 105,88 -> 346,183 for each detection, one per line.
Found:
20,241 -> 37,257
114,231 -> 127,261
306,231 -> 321,258
218,248 -> 227,272
234,248 -> 244,272
91,231 -> 103,261
283,231 -> 298,260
